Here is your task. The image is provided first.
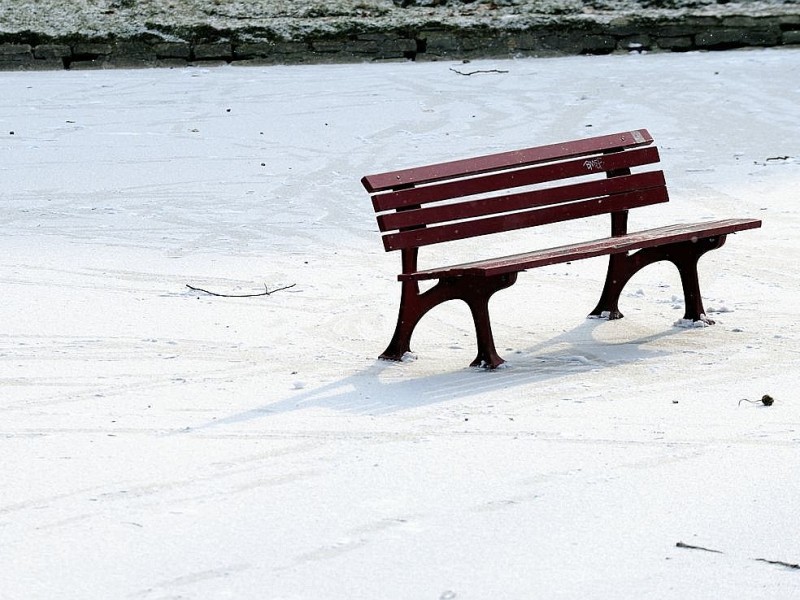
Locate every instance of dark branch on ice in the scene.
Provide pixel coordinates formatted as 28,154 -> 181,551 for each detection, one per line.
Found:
186,283 -> 296,297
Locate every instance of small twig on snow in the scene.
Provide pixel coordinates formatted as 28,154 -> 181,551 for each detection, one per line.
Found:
676,542 -> 800,570
754,558 -> 800,570
449,68 -> 509,76
676,541 -> 724,554
186,283 -> 296,297
738,394 -> 774,407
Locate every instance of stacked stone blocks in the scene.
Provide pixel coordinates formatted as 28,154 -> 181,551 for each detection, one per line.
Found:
1,15 -> 798,70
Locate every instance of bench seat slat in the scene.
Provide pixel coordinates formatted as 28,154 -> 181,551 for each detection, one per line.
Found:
398,218 -> 762,281
372,146 -> 662,212
383,186 -> 669,251
363,129 -> 653,193
378,170 -> 667,232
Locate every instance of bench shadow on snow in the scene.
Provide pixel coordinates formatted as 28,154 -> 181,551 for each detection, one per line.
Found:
203,318 -> 686,426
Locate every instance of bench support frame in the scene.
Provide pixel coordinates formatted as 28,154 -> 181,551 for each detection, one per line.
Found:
381,249 -> 517,368
589,235 -> 727,324
382,235 -> 728,369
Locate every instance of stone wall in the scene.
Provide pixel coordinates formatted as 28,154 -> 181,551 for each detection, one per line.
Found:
1,13 -> 799,70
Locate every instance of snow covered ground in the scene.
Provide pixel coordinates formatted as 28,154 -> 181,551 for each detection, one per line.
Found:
1,48 -> 799,599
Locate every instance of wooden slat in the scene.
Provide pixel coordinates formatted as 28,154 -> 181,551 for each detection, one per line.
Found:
398,218 -> 762,280
378,170 -> 666,232
383,187 -> 669,251
362,129 -> 653,192
372,146 -> 661,212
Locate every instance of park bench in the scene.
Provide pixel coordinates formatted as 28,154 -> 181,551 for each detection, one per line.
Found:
361,129 -> 761,368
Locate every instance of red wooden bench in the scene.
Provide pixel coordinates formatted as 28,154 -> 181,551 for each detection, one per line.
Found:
361,129 -> 761,368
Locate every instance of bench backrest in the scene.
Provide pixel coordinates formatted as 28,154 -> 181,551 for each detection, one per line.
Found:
362,129 -> 667,253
